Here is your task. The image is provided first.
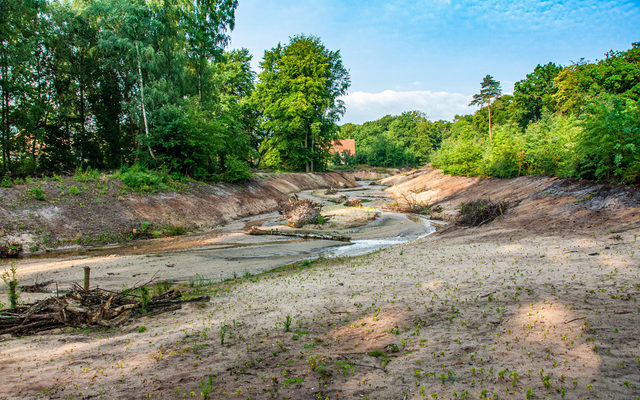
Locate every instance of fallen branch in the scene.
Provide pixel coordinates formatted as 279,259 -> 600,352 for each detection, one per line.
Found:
324,306 -> 350,314
564,317 -> 586,324
248,227 -> 350,242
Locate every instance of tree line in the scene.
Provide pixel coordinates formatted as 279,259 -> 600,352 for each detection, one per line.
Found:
0,0 -> 349,182
341,42 -> 640,184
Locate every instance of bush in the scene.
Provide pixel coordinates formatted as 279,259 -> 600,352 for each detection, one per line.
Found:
221,157 -> 253,183
73,166 -> 100,182
27,185 -> 45,201
458,200 -> 509,226
576,98 -> 640,184
431,136 -> 485,176
117,165 -> 172,192
0,175 -> 12,187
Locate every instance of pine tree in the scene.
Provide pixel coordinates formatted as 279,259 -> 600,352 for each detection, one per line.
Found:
469,75 -> 502,141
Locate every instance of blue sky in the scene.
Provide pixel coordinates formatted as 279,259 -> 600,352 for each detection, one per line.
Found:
228,0 -> 640,124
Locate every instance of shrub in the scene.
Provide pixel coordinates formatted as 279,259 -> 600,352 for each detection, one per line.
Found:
221,157 -> 253,183
0,175 -> 12,187
117,164 -> 172,192
1,265 -> 19,309
68,185 -> 81,196
73,166 -> 100,182
431,136 -> 485,176
458,200 -> 509,226
27,185 -> 45,201
576,98 -> 640,183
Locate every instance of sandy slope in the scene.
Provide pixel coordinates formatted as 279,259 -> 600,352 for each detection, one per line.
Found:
1,168 -> 640,400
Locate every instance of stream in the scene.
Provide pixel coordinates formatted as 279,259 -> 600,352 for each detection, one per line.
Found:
11,181 -> 440,298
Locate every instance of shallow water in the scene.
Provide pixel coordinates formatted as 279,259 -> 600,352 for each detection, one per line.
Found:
319,213 -> 436,258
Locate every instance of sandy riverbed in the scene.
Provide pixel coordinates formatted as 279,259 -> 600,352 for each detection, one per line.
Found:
1,169 -> 639,399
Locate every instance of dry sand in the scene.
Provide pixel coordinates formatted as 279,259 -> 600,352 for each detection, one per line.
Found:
1,168 -> 639,399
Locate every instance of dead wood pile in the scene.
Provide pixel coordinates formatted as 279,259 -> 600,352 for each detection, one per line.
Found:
344,198 -> 362,207
457,200 -> 509,226
281,198 -> 322,228
0,286 -> 209,336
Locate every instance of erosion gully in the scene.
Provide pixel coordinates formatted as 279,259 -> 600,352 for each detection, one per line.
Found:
8,181 -> 439,301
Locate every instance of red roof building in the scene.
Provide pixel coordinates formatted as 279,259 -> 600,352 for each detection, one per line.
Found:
329,139 -> 355,156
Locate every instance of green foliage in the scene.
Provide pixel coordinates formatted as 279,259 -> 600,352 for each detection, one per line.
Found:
431,134 -> 485,176
0,0 -> 251,184
577,97 -> 640,183
116,164 -> 172,192
138,286 -> 150,314
199,375 -> 215,400
513,63 -> 563,127
433,42 -> 640,185
1,175 -> 12,187
68,185 -> 81,196
73,167 -> 100,182
342,111 -> 449,168
27,185 -> 46,201
1,265 -> 19,309
255,35 -> 350,172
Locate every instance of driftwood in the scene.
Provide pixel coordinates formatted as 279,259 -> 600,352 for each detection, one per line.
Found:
281,198 -> 321,228
248,227 -> 350,242
0,285 -> 209,336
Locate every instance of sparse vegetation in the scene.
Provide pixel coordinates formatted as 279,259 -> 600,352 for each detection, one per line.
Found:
1,265 -> 19,309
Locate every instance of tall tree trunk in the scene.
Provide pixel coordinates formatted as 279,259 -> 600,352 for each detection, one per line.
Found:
1,45 -> 8,171
310,137 -> 314,172
304,132 -> 310,172
1,53 -> 5,171
136,42 -> 155,159
198,63 -> 202,106
80,83 -> 86,164
488,101 -> 493,142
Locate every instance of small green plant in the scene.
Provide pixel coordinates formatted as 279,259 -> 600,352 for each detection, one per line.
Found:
526,388 -> 533,399
73,166 -> 101,182
28,185 -> 45,201
68,185 -> 81,196
219,324 -> 228,345
138,286 -> 150,314
284,315 -> 292,332
199,375 -> 215,399
1,265 -> 19,309
317,214 -> 326,224
116,164 -> 173,192
0,175 -> 12,187
137,326 -> 147,333
166,225 -> 186,236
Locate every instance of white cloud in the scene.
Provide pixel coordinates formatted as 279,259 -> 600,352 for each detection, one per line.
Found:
340,89 -> 473,124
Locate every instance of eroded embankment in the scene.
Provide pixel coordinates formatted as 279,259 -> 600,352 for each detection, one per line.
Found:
384,167 -> 640,233
0,172 -> 363,254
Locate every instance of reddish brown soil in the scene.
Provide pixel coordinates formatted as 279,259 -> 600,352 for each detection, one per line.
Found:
0,172 -> 359,254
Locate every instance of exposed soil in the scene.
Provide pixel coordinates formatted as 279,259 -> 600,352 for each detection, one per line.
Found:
0,172 -> 362,255
1,167 -> 639,400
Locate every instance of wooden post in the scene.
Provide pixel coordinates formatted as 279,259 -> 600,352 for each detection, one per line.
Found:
83,267 -> 90,291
